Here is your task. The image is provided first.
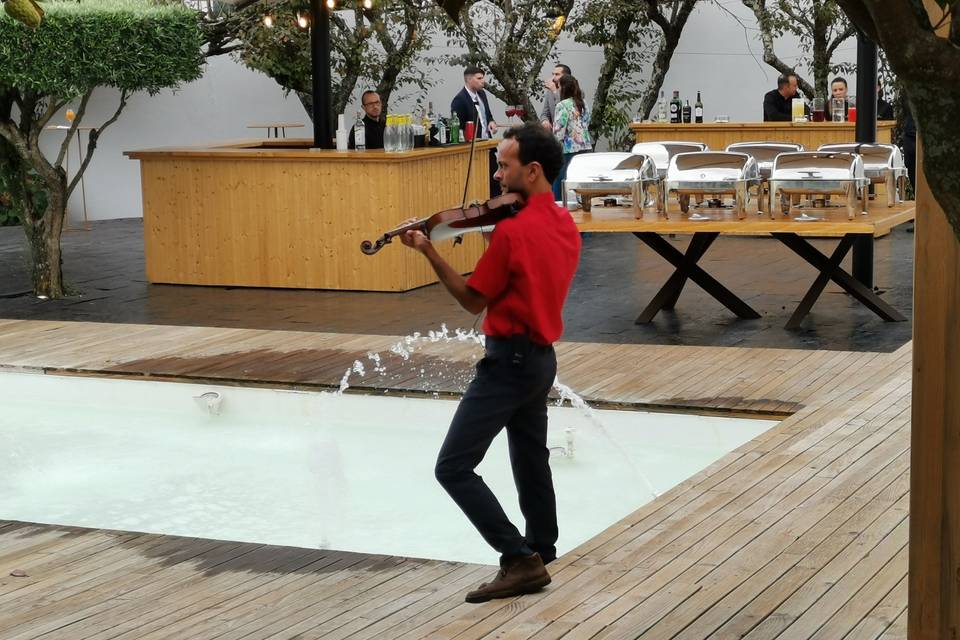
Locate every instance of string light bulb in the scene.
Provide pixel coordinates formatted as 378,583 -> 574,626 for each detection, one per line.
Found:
325,0 -> 335,8
262,13 -> 274,27
296,11 -> 309,28
362,0 -> 372,8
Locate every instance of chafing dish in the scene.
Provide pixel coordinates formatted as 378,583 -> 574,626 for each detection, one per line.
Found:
661,151 -> 760,219
725,142 -> 805,214
817,143 -> 908,206
767,152 -> 868,219
629,141 -> 708,178
724,142 -> 804,178
563,152 -> 659,218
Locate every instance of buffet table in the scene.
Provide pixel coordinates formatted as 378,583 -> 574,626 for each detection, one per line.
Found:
126,139 -> 496,292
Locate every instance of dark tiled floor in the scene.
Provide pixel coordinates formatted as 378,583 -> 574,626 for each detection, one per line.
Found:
0,218 -> 914,351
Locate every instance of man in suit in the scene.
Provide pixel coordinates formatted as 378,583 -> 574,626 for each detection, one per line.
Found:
451,66 -> 500,195
452,66 -> 498,139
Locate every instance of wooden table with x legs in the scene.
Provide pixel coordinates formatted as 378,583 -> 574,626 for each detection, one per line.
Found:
572,199 -> 915,329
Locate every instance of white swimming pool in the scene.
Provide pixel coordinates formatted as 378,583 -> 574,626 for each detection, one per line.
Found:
0,371 -> 776,564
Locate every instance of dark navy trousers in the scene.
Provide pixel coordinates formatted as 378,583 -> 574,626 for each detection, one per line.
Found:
434,335 -> 558,563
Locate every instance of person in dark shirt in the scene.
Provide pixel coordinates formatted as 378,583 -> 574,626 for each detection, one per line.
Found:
877,83 -> 895,120
763,73 -> 804,122
348,90 -> 385,149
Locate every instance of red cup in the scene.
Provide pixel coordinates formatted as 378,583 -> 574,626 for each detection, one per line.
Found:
848,106 -> 857,123
465,121 -> 475,142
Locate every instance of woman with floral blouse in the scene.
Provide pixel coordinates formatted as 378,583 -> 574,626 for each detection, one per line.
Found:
552,74 -> 593,201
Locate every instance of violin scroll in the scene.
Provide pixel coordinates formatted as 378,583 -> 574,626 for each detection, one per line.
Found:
360,236 -> 389,255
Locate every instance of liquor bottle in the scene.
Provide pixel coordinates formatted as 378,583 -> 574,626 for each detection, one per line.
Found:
682,99 -> 692,124
450,112 -> 461,143
657,91 -> 667,123
437,118 -> 448,144
694,91 -> 703,123
669,90 -> 681,124
353,111 -> 366,150
423,102 -> 435,145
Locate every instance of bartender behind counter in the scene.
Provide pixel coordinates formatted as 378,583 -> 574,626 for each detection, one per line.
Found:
763,73 -> 808,122
349,90 -> 386,149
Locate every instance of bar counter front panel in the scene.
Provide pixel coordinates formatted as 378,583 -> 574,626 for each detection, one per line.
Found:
126,140 -> 496,292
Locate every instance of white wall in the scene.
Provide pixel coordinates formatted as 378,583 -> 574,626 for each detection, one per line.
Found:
53,0 -> 860,222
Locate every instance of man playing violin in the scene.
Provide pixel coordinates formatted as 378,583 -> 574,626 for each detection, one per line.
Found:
400,122 -> 582,603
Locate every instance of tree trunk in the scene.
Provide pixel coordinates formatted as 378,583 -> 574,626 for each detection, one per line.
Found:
588,14 -> 633,142
21,181 -> 67,298
638,31 -> 679,122
811,14 -> 830,102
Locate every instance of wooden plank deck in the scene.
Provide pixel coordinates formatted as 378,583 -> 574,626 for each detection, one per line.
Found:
0,319 -> 890,415
0,319 -> 911,638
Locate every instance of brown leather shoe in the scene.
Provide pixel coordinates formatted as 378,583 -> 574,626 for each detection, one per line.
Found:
464,553 -> 551,603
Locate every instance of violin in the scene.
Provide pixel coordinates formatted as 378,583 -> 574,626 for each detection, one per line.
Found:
360,192 -> 523,255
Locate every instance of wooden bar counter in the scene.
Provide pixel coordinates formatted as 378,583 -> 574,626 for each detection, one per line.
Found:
125,139 -> 496,292
629,121 -> 895,149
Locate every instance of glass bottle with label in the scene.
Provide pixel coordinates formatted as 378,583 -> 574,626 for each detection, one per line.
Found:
669,90 -> 681,124
694,91 -> 703,123
681,100 -> 692,124
353,111 -> 366,150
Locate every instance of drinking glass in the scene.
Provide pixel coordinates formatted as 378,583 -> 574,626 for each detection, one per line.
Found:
831,97 -> 846,122
812,97 -> 825,122
792,98 -> 805,122
847,95 -> 857,123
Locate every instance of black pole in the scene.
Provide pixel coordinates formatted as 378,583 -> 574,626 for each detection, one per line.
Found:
310,0 -> 334,149
852,30 -> 878,288
855,30 -> 878,145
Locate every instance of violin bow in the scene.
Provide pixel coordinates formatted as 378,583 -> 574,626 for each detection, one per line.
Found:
451,105 -> 484,246
459,104 -> 483,209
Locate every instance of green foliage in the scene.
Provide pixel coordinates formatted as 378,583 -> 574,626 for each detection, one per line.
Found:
0,138 -> 23,226
0,0 -> 207,297
443,0 -> 575,119
0,0 -> 205,97
573,0 -> 658,142
231,0 -> 439,114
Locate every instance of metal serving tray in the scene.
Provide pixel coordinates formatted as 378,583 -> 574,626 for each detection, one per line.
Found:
629,141 -> 708,178
817,143 -> 908,206
767,152 -> 868,219
563,152 -> 659,218
661,151 -> 760,219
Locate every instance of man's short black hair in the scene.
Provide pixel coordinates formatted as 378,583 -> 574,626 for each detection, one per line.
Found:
777,74 -> 796,89
555,64 -> 571,76
361,90 -> 379,105
831,76 -> 848,88
463,65 -> 485,77
503,123 -> 563,183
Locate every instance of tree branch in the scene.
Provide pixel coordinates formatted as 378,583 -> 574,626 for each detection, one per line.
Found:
825,22 -> 856,57
55,90 -> 93,170
835,0 -> 879,41
865,0 -> 960,85
67,90 -> 128,199
779,0 -> 814,32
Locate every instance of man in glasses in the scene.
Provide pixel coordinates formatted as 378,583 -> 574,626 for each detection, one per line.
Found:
349,90 -> 386,150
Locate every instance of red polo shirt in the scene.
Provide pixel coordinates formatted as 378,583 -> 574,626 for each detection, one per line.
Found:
466,192 -> 581,346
